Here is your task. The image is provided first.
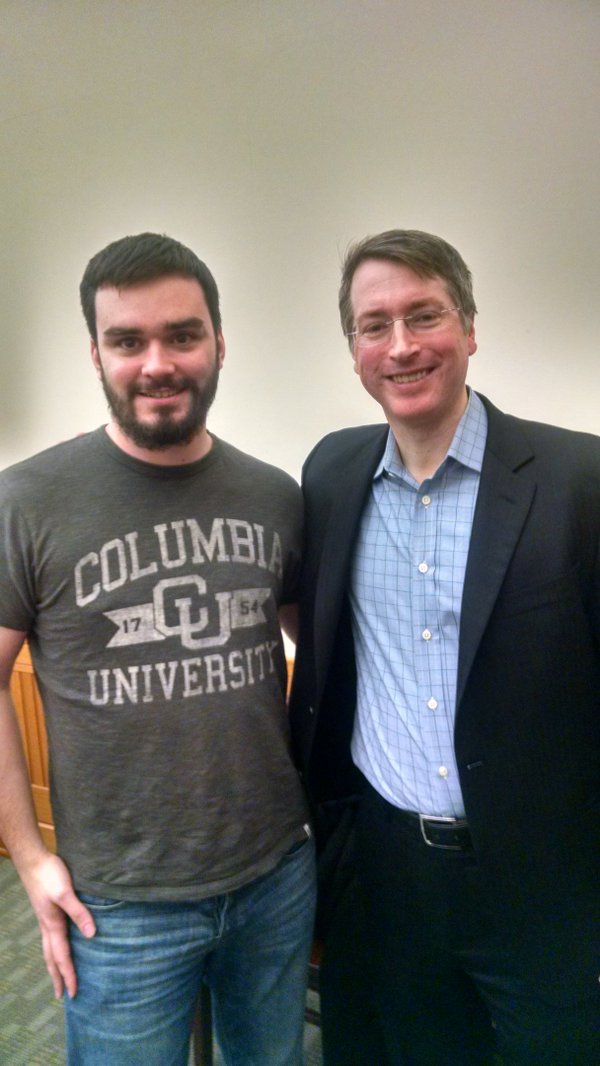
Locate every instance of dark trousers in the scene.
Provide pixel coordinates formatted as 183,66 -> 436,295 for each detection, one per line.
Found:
319,876 -> 387,1066
352,782 -> 599,1066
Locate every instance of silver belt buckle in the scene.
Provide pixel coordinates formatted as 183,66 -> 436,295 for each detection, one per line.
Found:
419,813 -> 466,850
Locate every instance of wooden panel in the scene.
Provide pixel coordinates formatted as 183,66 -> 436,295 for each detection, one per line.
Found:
39,823 -> 57,852
11,663 -> 49,787
32,784 -> 54,827
0,644 -> 55,857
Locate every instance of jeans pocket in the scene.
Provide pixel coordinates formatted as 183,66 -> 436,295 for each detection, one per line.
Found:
78,892 -> 127,911
283,825 -> 314,860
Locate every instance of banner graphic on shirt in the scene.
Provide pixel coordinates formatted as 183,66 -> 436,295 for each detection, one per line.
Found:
105,578 -> 271,651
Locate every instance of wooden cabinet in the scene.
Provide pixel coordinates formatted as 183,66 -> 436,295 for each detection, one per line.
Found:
0,643 -> 56,857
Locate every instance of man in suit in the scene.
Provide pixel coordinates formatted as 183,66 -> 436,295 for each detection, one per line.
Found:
290,229 -> 600,1065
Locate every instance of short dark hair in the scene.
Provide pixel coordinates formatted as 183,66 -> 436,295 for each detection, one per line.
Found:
338,229 -> 477,342
80,232 -> 222,342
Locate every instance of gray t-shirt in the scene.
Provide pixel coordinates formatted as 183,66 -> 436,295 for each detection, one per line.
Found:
0,430 -> 308,900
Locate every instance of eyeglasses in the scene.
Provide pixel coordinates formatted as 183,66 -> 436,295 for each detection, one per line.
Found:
346,307 -> 462,347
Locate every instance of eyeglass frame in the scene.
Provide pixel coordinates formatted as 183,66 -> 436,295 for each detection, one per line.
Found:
345,306 -> 463,347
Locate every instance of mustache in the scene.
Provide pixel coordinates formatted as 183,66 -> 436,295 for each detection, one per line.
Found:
127,375 -> 199,397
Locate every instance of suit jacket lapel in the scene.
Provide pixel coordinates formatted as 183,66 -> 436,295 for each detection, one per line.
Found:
457,400 -> 536,707
313,428 -> 387,694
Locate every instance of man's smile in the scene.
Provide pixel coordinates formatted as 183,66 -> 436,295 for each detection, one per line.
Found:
388,369 -> 430,385
137,386 -> 185,399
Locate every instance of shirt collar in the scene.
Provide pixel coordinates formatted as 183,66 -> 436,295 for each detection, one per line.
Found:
374,388 -> 488,481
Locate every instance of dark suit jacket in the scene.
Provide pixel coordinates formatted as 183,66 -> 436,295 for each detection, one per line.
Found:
290,394 -> 600,997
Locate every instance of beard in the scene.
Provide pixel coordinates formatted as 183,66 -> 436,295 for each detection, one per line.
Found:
99,363 -> 220,451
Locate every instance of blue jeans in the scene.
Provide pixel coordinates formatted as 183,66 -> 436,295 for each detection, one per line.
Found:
65,835 -> 316,1066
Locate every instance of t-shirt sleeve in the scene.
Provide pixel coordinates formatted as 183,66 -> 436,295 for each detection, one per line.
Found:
279,480 -> 303,606
0,483 -> 37,632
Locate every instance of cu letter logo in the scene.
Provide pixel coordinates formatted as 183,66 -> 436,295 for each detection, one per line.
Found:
153,575 -> 231,650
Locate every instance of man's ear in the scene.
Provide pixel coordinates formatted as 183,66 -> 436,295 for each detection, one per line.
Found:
467,319 -> 477,358
90,339 -> 102,378
216,332 -> 226,369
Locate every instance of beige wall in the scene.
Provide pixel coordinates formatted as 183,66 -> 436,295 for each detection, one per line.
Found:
1,0 -> 598,478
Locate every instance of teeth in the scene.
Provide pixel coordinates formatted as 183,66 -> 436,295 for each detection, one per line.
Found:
141,389 -> 179,397
390,370 -> 428,384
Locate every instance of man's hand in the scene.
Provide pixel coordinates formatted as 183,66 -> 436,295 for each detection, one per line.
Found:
20,852 -> 96,999
0,628 -> 95,999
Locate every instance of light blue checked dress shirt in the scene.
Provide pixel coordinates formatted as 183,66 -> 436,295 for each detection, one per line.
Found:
350,390 -> 488,817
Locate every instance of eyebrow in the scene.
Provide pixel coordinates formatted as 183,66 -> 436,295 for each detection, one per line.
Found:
358,298 -> 445,321
103,317 -> 207,338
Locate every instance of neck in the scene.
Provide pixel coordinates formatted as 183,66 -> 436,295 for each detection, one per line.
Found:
390,403 -> 468,483
393,433 -> 450,483
105,422 -> 213,466
390,388 -> 468,483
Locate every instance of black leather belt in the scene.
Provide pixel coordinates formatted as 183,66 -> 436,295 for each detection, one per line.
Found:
363,780 -> 473,851
417,814 -> 472,851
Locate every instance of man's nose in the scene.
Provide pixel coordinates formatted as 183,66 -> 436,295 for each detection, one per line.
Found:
387,319 -> 420,358
142,342 -> 176,375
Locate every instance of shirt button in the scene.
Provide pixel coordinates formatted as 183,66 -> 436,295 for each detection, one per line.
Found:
422,629 -> 432,641
421,495 -> 431,506
427,697 -> 438,710
438,766 -> 449,778
418,562 -> 429,574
